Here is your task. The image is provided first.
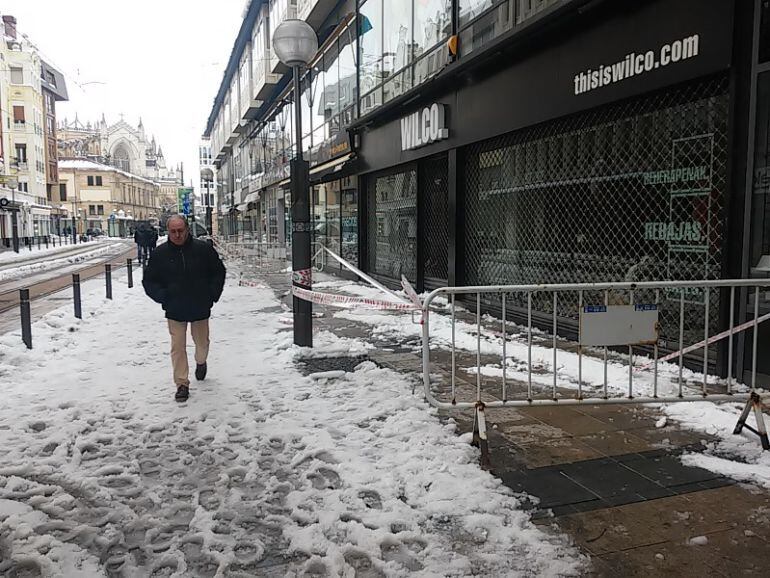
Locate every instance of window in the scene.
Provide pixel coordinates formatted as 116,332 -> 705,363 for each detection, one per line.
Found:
87,175 -> 94,186
97,205 -> 104,215
96,176 -> 103,186
59,183 -> 67,202
338,26 -> 358,119
359,0 -> 383,108
18,182 -> 29,192
13,105 -> 25,125
415,0 -> 452,53
381,0 -> 413,101
15,143 -> 27,164
10,66 -> 23,84
89,205 -> 96,215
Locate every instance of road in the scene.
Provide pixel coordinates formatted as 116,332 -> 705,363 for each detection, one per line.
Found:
0,240 -> 137,334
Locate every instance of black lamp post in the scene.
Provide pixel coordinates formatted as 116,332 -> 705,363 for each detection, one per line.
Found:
273,18 -> 318,348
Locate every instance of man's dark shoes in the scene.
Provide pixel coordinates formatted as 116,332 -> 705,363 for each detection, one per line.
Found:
175,385 -> 189,402
195,363 -> 207,381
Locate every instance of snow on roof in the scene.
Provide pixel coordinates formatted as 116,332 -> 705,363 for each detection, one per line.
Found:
58,159 -> 159,186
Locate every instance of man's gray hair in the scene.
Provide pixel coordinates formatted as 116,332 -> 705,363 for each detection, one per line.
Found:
167,215 -> 188,229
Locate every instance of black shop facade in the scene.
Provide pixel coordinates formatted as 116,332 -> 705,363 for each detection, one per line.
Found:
347,0 -> 765,380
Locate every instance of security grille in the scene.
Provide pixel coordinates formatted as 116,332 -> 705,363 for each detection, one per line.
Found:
463,76 -> 729,349
422,154 -> 450,287
367,169 -> 418,281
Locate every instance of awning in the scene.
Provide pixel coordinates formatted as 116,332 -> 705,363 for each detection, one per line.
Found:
236,203 -> 249,212
244,191 -> 260,204
309,153 -> 358,185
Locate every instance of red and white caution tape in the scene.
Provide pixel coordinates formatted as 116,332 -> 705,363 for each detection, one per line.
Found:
401,274 -> 422,308
637,310 -> 770,371
238,278 -> 267,288
292,286 -> 418,311
323,246 -> 412,306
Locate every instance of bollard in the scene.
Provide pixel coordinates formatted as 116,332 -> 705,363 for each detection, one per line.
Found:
37,237 -> 41,250
127,259 -> 134,288
73,273 -> 82,319
28,239 -> 32,252
105,264 -> 112,300
45,237 -> 49,249
20,288 -> 32,350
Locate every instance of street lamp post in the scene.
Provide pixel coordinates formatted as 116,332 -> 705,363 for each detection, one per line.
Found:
273,19 -> 318,348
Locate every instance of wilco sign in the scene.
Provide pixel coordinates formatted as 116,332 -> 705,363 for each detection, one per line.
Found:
400,103 -> 448,151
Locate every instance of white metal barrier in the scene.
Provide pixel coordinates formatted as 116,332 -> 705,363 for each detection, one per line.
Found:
421,280 -> 770,452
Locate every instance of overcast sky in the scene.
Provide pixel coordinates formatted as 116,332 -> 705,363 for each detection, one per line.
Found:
2,0 -> 246,189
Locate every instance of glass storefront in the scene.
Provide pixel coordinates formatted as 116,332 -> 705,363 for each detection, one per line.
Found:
367,169 -> 417,281
463,76 -> 729,344
313,176 -> 358,269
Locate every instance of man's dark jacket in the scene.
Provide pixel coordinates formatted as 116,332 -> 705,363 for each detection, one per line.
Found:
142,235 -> 226,322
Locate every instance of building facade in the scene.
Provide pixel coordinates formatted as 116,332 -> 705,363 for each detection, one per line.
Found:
58,160 -> 161,236
207,0 -> 770,383
57,116 -> 182,184
0,14 -> 67,244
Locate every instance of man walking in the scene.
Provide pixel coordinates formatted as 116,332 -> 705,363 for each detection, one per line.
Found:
134,224 -> 148,266
142,215 -> 226,401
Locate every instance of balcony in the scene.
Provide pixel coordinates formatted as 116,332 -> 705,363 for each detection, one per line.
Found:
297,0 -> 337,29
269,1 -> 297,75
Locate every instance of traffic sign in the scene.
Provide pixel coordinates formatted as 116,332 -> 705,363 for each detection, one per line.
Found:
0,197 -> 9,208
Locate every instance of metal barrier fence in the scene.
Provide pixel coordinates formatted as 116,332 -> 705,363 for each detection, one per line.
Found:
421,279 -> 770,453
216,238 -> 330,276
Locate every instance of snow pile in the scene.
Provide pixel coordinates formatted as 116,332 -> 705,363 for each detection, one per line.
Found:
0,272 -> 584,576
661,401 -> 770,489
0,237 -> 117,266
0,242 -> 128,283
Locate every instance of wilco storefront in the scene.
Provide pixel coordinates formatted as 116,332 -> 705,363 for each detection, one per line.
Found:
350,0 -> 758,376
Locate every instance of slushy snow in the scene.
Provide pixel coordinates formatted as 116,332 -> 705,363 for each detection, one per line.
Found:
0,270 -> 585,576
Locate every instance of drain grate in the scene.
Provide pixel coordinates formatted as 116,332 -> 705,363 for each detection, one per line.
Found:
297,356 -> 370,376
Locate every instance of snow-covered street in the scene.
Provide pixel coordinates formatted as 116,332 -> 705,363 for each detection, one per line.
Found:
0,271 -> 583,577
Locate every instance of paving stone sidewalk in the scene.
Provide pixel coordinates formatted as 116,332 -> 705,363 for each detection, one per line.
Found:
258,269 -> 770,577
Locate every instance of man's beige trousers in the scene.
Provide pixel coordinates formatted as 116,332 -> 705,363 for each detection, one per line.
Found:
167,319 -> 210,386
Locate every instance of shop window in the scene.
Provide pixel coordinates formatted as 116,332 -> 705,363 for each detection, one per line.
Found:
751,72 -> 770,269
463,76 -> 729,350
341,177 -> 359,267
368,169 -> 417,281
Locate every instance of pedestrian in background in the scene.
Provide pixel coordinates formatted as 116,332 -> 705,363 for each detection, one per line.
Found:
142,215 -> 226,401
147,226 -> 159,259
134,224 -> 147,265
